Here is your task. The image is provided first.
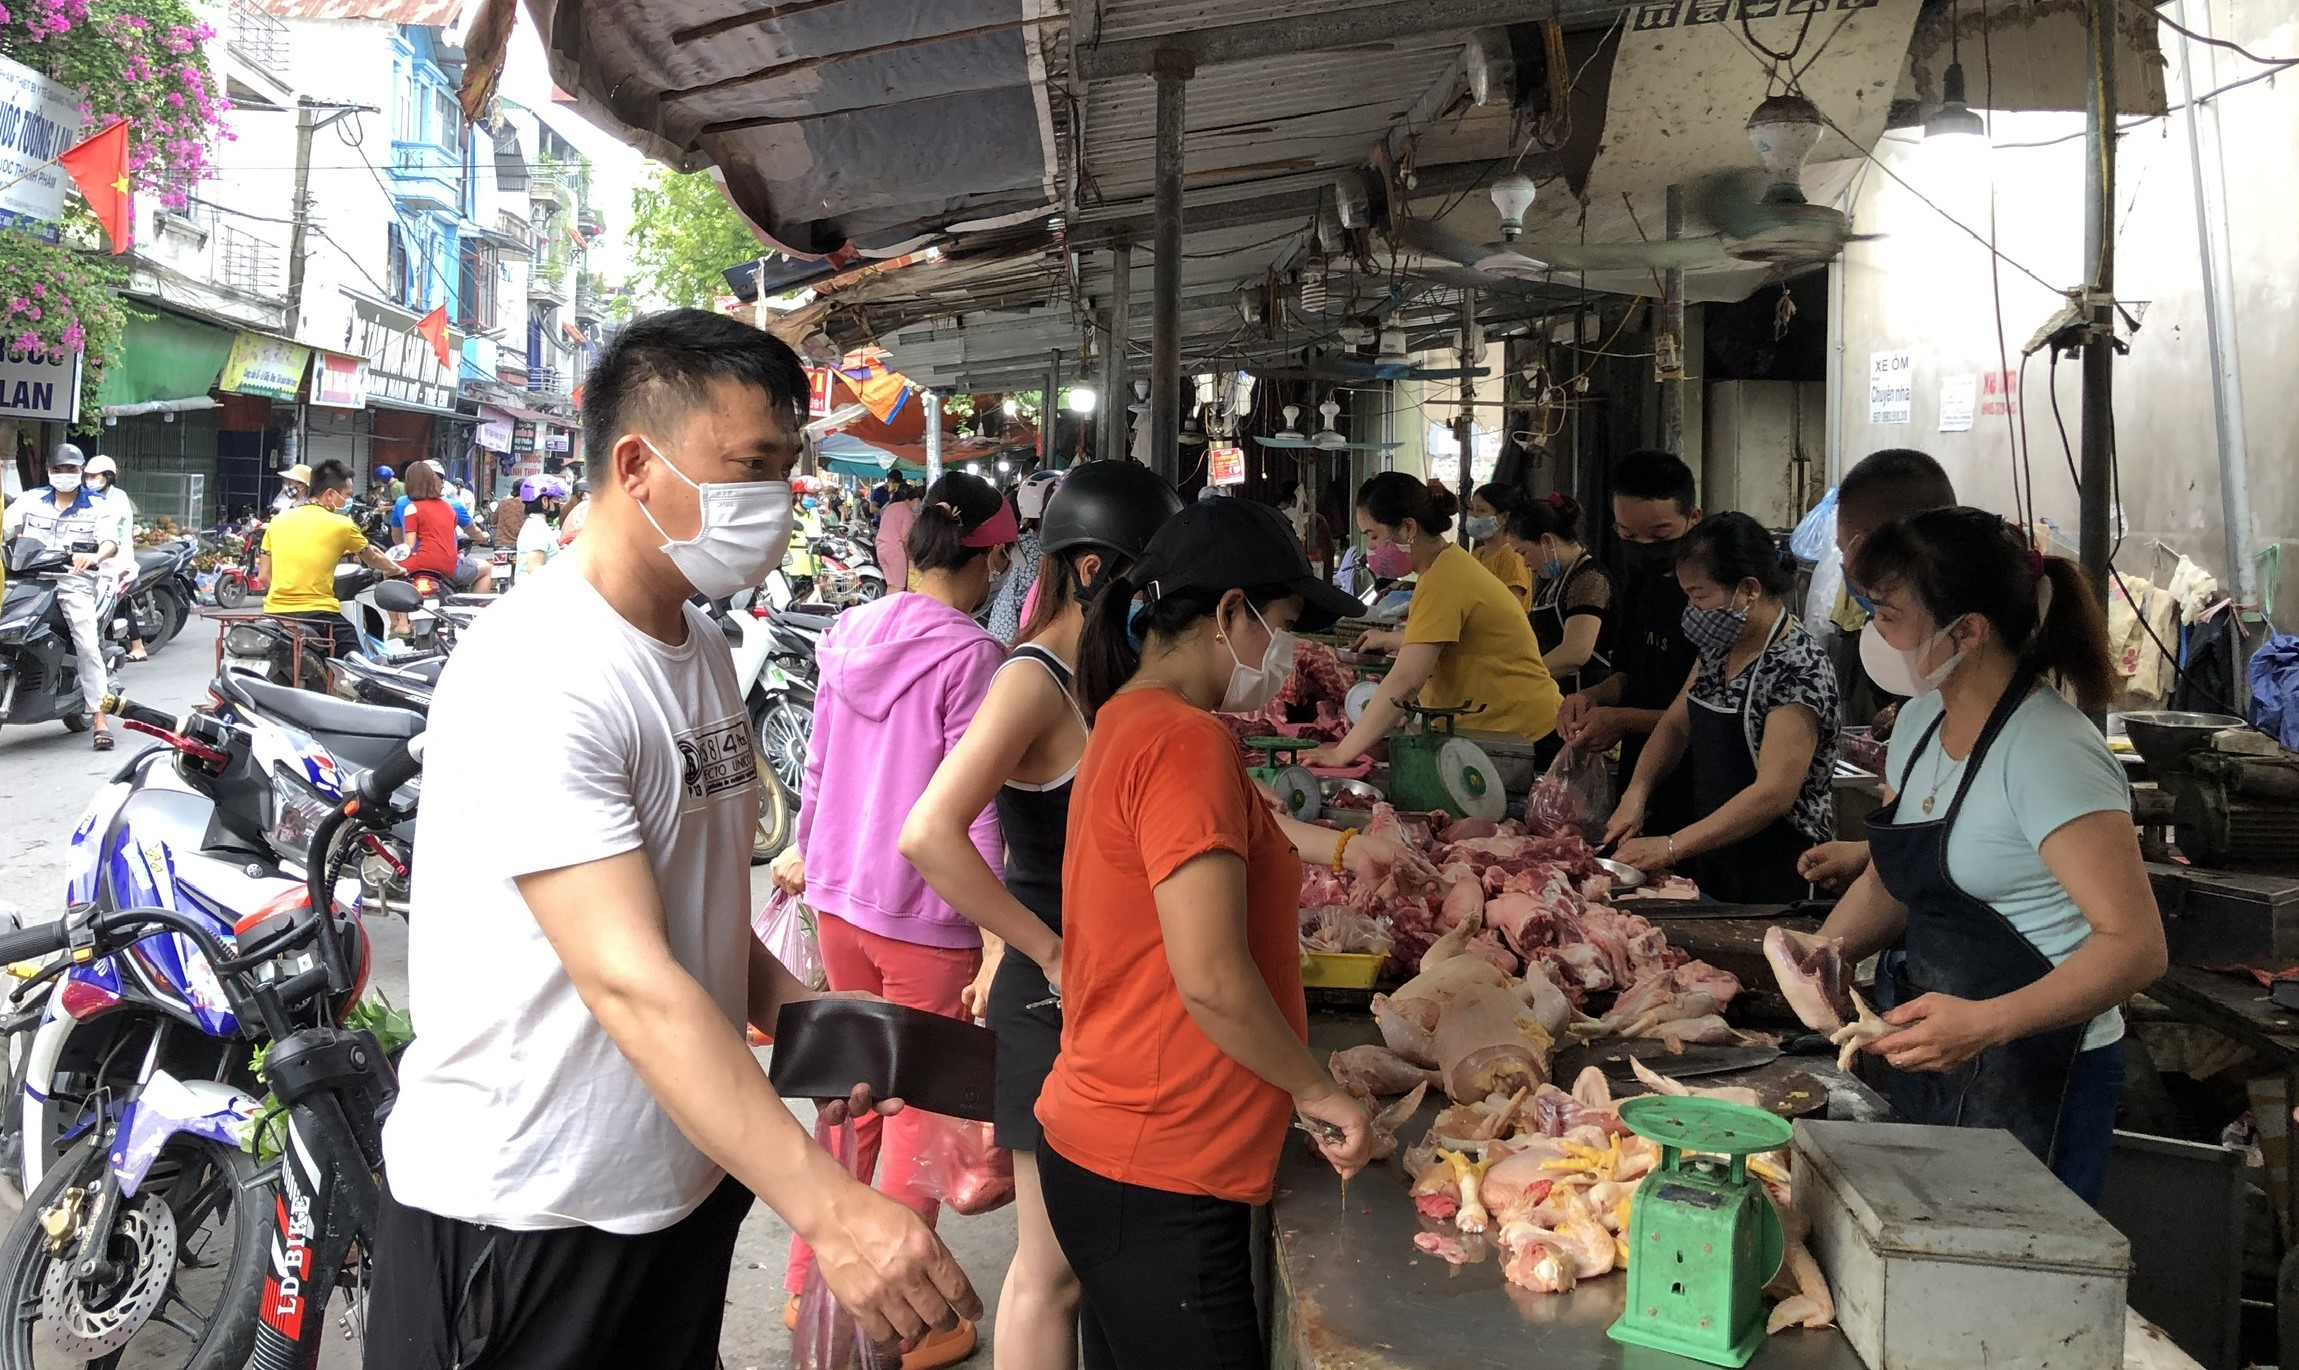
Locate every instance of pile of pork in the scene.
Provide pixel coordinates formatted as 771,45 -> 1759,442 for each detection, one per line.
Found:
1304,804 -> 1750,1050
1331,997 -> 1827,1323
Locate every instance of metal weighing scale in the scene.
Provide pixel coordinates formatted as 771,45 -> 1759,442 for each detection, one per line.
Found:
1384,705 -> 1507,821
1608,1094 -> 1793,1368
1339,654 -> 1392,726
1243,736 -> 1323,822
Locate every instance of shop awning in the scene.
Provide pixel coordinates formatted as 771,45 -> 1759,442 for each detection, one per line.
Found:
817,431 -> 925,479
94,312 -> 233,413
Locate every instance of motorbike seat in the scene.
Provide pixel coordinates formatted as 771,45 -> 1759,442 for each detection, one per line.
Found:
134,549 -> 176,574
776,611 -> 836,638
216,670 -> 424,741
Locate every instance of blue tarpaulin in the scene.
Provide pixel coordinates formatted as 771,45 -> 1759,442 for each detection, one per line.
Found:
2248,633 -> 2299,749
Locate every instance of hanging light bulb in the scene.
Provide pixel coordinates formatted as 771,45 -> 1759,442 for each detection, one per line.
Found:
1488,172 -> 1538,240
1925,61 -> 1985,140
1065,386 -> 1097,414
1300,252 -> 1327,314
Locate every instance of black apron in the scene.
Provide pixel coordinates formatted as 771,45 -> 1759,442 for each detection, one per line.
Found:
1685,609 -> 1812,904
1531,554 -> 1611,698
1866,671 -> 2085,1169
1617,568 -> 1698,836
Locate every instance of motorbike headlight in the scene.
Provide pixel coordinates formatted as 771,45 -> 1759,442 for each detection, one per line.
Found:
224,624 -> 275,656
268,764 -> 336,866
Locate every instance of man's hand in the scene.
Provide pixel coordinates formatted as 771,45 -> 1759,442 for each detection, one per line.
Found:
1797,841 -> 1871,893
1872,993 -> 2005,1073
803,1099 -> 982,1347
1564,706 -> 1632,752
69,552 -> 100,574
772,846 -> 806,897
1556,691 -> 1594,738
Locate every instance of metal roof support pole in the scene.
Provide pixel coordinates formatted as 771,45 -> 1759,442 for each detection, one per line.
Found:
1103,239 -> 1132,462
1658,184 -> 1685,457
1456,289 -> 1480,514
1044,349 -> 1063,469
1150,49 -> 1195,484
925,389 -> 944,487
2078,0 -> 2116,614
2171,0 -> 2257,610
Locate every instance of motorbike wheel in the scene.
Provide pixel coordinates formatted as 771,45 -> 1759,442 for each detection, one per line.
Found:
59,707 -> 89,734
0,1133 -> 266,1370
753,757 -> 792,865
854,574 -> 887,603
155,588 -> 189,647
212,576 -> 246,611
756,699 -> 813,799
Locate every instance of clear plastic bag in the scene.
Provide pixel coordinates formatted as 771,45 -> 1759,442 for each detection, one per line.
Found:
792,1112 -> 878,1370
755,889 -> 827,992
1789,486 -> 1838,564
886,1110 -> 1014,1216
1525,744 -> 1614,842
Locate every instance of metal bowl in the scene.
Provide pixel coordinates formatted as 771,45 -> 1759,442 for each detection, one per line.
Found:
2120,711 -> 2247,774
1321,777 -> 1384,828
1598,858 -> 1647,891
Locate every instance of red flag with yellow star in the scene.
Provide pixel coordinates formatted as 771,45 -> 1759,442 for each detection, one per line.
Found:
415,305 -> 451,369
58,120 -> 132,255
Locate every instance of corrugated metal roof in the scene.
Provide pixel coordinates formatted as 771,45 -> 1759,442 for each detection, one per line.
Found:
253,0 -> 463,24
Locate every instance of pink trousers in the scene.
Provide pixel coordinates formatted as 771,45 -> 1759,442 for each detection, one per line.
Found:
783,912 -> 981,1295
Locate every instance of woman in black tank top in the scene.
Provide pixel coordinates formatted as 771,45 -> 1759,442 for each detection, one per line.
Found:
904,464 -> 1182,1370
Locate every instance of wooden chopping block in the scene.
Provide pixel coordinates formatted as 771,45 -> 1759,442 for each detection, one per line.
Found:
1431,982 -> 1549,1103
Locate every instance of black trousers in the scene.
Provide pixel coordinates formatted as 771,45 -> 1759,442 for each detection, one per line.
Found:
362,1175 -> 753,1370
1039,1142 -> 1263,1370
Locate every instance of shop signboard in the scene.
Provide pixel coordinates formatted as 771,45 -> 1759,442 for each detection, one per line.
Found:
543,429 -> 570,453
475,408 -> 514,452
347,307 -> 459,413
807,367 -> 836,418
220,332 -> 312,401
1208,443 -> 1246,487
0,339 -> 82,422
0,53 -> 81,236
512,421 -> 536,453
311,352 -> 370,409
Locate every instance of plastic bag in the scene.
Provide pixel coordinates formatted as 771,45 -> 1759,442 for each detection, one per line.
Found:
1525,744 -> 1614,842
755,888 -> 827,992
1299,905 -> 1395,956
887,1110 -> 1014,1216
1789,486 -> 1838,564
1804,538 -> 1846,635
792,1112 -> 878,1370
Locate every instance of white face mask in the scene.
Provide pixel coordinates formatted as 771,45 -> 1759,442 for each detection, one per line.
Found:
636,438 -> 794,599
1861,616 -> 1965,699
1218,600 -> 1297,714
48,471 -> 80,492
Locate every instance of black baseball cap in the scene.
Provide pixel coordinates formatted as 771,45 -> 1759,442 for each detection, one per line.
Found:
1129,496 -> 1363,632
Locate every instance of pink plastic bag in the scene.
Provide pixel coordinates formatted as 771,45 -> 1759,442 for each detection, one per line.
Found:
793,1111 -> 877,1370
754,889 -> 827,992
887,1110 -> 1014,1216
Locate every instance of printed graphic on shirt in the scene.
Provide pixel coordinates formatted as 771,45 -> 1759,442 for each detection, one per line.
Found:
675,715 -> 757,806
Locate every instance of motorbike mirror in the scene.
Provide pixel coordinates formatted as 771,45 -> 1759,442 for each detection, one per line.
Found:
373,581 -> 425,613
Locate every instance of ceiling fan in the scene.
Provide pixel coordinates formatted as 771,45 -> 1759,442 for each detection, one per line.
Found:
1252,398 -> 1401,453
1390,95 -> 1873,281
1258,327 -> 1491,383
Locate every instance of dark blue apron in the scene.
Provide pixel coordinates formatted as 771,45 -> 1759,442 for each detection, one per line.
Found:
1686,609 -> 1811,905
1866,671 -> 2085,1168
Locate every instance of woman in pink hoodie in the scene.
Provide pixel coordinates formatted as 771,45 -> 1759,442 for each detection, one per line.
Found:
772,470 -> 1015,1367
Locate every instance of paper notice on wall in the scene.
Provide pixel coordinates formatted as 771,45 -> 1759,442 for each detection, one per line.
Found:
1938,374 -> 1976,432
1868,350 -> 1913,425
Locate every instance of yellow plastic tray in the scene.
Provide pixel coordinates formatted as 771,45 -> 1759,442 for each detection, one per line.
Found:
1300,950 -> 1386,989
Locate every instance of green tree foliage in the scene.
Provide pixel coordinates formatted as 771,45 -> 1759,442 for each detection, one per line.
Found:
627,166 -> 768,310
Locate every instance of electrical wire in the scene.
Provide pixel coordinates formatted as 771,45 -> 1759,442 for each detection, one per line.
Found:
2120,0 -> 2299,70
1809,104 -> 2062,292
1990,65 -> 2290,149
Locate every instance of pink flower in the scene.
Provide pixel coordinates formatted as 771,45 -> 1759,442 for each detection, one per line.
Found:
61,325 -> 85,351
10,333 -> 36,353
5,299 -> 22,314
29,284 -> 41,297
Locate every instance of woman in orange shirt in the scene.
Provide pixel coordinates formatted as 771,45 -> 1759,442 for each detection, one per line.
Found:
1036,498 -> 1381,1370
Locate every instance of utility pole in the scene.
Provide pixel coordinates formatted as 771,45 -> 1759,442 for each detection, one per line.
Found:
1149,50 -> 1193,485
1657,183 -> 1686,456
285,99 -> 316,334
2078,0 -> 2117,608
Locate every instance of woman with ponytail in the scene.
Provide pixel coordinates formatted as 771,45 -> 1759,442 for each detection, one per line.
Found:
1509,490 -> 1615,698
1820,507 -> 2164,1203
772,470 -> 1019,1364
1039,497 -> 1428,1369
899,462 -> 1182,1370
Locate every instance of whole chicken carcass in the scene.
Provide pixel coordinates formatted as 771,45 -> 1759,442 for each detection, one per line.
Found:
1372,993 -> 1441,1068
1331,1045 -> 1438,1098
1764,926 -> 1854,1032
1431,983 -> 1554,1103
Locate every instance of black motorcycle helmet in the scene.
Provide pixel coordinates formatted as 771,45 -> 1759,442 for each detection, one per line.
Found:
1039,461 -> 1183,563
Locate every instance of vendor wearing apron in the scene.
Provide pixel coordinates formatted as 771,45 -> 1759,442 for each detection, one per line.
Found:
1607,512 -> 1839,903
1818,508 -> 2166,1203
1512,491 -> 1614,700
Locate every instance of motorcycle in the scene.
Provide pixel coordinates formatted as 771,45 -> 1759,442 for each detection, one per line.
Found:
0,535 -> 124,734
121,535 -> 198,651
207,516 -> 268,610
809,533 -> 887,607
0,712 -> 417,1370
718,589 -> 827,862
334,580 -> 450,714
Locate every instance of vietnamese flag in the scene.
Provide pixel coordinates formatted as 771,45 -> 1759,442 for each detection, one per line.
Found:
415,305 -> 451,368
58,120 -> 132,255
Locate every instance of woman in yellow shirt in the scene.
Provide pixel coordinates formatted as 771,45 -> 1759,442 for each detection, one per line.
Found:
1307,474 -> 1561,767
1463,483 -> 1533,610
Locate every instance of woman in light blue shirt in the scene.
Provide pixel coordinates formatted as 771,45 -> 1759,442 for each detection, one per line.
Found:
1818,508 -> 2166,1203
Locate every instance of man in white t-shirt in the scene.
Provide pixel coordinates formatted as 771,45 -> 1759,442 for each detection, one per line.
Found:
367,309 -> 980,1370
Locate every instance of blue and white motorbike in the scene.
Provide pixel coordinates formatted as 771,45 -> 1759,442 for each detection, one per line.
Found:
0,679 -> 413,1368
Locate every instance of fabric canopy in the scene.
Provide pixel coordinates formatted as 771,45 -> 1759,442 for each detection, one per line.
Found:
94,311 -> 234,409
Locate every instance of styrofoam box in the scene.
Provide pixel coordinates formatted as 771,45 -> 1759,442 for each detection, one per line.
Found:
1793,1121 -> 2131,1370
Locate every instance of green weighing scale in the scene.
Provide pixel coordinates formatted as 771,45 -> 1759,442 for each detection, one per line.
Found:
1384,705 -> 1507,821
1608,1094 -> 1794,1368
1341,655 -> 1391,726
1242,736 -> 1323,822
